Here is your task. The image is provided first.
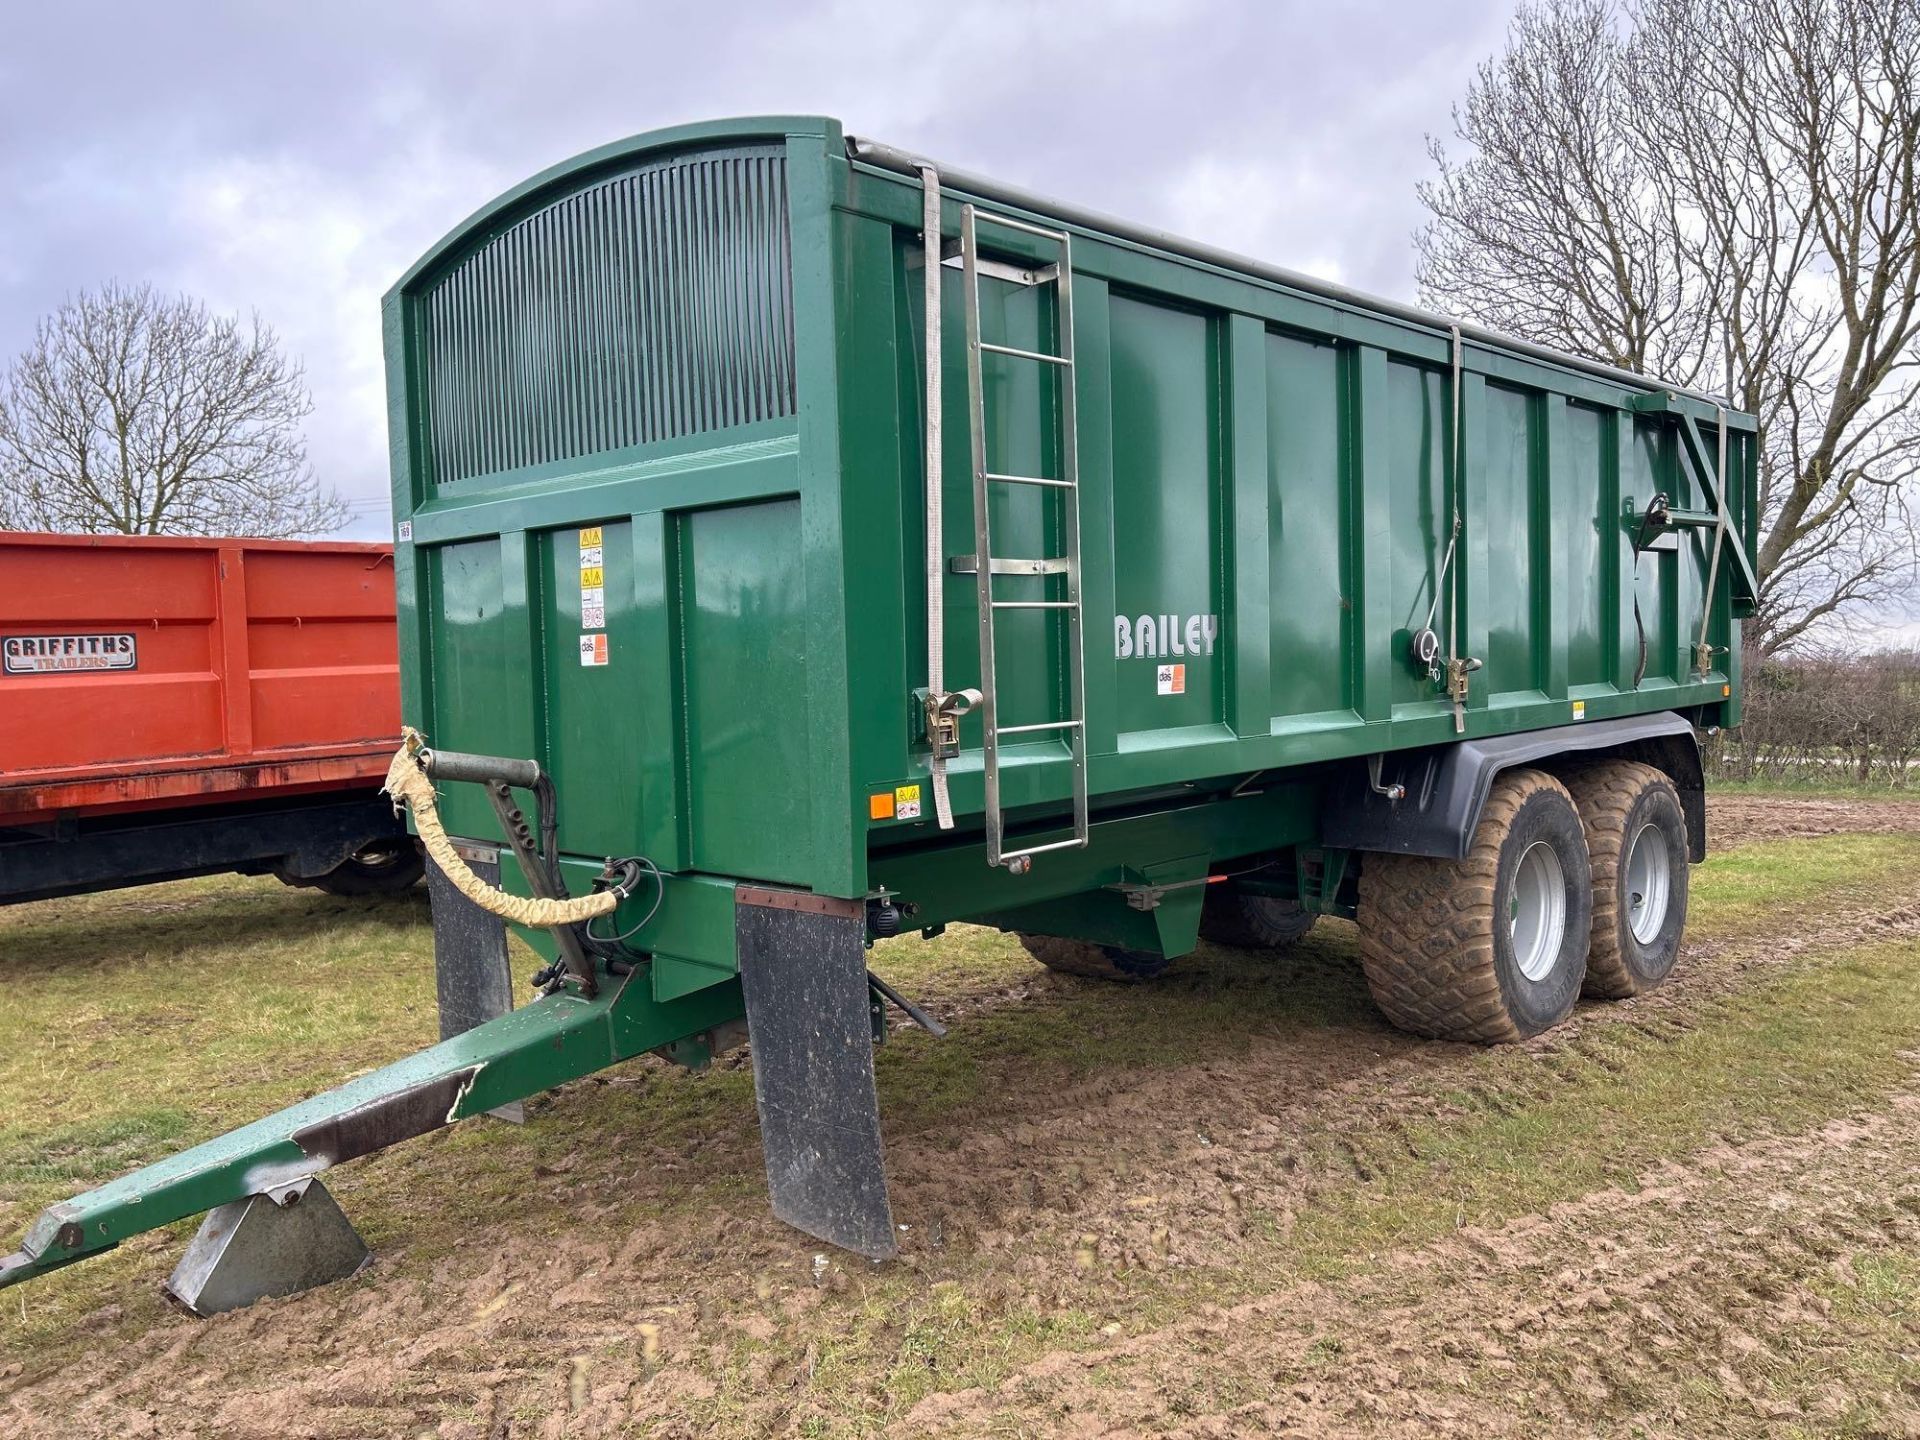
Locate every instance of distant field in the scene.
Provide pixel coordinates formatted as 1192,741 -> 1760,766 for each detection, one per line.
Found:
1708,774 -> 1919,799
3,793 -> 1918,1438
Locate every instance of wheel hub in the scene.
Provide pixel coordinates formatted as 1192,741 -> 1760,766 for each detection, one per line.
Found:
1509,840 -> 1567,982
1623,821 -> 1672,945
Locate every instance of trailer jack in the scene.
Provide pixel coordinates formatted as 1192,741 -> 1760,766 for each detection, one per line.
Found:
164,1177 -> 370,1316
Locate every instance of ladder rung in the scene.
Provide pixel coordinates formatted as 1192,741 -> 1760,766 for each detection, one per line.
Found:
986,471 -> 1074,489
951,555 -> 1071,576
940,250 -> 1058,287
995,719 -> 1082,736
999,837 -> 1086,862
992,600 -> 1077,610
980,341 -> 1071,367
973,212 -> 1069,243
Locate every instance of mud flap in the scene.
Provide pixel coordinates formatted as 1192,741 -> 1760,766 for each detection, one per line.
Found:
736,888 -> 898,1260
428,846 -> 513,1040
427,845 -> 523,1123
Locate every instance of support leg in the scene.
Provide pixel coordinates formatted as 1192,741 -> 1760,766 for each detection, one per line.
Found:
165,1178 -> 368,1316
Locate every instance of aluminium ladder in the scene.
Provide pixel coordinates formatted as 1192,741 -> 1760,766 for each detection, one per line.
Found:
958,202 -> 1089,871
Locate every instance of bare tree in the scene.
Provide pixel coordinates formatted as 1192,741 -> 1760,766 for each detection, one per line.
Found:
1416,0 -> 1920,652
0,283 -> 345,538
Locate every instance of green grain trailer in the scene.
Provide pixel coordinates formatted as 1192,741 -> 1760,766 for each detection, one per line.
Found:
2,116 -> 1758,1307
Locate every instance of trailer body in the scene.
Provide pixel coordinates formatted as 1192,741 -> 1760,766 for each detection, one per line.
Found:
382,116 -> 1752,964
1,116 -> 1761,1294
0,534 -> 410,901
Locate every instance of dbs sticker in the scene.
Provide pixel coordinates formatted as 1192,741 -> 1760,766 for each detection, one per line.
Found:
1156,663 -> 1185,696
579,634 -> 609,667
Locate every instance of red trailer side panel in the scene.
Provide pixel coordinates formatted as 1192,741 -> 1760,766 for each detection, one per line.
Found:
0,534 -> 399,826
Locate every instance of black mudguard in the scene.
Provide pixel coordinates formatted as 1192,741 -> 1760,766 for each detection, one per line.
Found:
1323,713 -> 1706,862
736,887 -> 897,1260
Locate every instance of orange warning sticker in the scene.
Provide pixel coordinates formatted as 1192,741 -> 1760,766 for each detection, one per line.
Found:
868,791 -> 896,821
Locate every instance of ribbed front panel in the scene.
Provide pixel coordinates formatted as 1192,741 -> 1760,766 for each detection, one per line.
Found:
421,145 -> 794,486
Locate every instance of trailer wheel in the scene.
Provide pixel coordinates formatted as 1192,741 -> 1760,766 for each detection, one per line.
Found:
1198,884 -> 1316,951
1018,934 -> 1174,982
311,839 -> 425,897
1357,768 -> 1591,1043
1564,761 -> 1689,997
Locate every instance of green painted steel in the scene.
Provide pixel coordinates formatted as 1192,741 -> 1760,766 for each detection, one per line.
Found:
380,114 -> 1754,976
421,144 -> 794,488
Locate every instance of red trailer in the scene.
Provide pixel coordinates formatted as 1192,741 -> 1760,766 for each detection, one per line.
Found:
0,533 -> 418,903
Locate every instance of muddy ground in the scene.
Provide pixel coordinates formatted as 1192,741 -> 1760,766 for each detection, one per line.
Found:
1706,791 -> 1920,851
3,791 -> 1918,1438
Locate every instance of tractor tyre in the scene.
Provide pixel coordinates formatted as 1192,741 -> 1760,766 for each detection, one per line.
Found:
1198,884 -> 1316,951
1356,767 -> 1591,1043
1563,760 -> 1689,998
1018,933 -> 1175,982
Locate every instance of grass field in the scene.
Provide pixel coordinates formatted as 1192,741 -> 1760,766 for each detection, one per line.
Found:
1706,775 -> 1920,799
2,799 -> 1918,1436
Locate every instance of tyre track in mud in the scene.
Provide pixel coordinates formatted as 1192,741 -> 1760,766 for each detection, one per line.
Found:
4,805 -> 1920,1437
880,881 -> 1920,1269
1707,793 -> 1920,850
898,1089 -> 1920,1438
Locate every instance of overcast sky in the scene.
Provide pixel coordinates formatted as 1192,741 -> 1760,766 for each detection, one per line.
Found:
1,0 -> 1524,537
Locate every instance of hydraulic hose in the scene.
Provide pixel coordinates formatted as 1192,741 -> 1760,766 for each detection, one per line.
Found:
382,730 -> 617,927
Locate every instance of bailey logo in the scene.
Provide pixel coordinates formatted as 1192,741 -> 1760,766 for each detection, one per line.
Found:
1114,613 -> 1218,660
3,633 -> 138,674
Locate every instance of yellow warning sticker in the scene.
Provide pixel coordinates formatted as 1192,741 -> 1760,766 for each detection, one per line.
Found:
579,565 -> 604,589
579,526 -> 603,548
1572,699 -> 1587,721
894,784 -> 922,821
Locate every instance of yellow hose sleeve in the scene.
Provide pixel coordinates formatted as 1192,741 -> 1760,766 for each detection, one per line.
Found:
383,730 -> 618,927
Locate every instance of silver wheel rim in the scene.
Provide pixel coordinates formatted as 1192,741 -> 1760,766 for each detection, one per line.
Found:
1509,840 -> 1567,983
349,843 -> 410,871
1623,821 -> 1672,946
